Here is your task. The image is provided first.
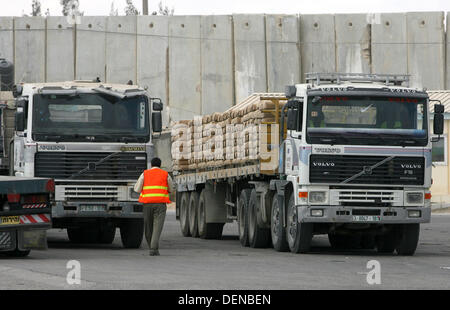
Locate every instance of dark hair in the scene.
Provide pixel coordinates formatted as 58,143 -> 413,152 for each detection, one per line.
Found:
151,157 -> 162,168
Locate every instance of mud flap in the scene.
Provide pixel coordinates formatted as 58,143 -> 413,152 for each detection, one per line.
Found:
0,230 -> 16,251
18,230 -> 48,250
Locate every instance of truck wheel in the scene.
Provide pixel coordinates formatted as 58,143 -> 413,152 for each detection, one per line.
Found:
248,189 -> 271,248
286,193 -> 313,253
179,192 -> 191,237
197,189 -> 223,239
271,196 -> 288,252
396,224 -> 420,256
6,249 -> 31,257
120,219 -> 144,248
67,228 -> 84,243
237,189 -> 252,247
188,191 -> 200,237
376,227 -> 398,254
99,226 -> 116,244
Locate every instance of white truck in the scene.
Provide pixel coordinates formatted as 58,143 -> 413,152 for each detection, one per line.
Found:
3,80 -> 164,248
173,73 -> 444,255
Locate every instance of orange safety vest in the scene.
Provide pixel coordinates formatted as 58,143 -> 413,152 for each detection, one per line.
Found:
138,168 -> 171,204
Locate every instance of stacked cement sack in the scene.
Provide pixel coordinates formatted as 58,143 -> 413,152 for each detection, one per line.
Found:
171,93 -> 286,173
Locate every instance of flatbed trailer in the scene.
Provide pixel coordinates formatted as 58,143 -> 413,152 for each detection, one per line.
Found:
0,176 -> 53,257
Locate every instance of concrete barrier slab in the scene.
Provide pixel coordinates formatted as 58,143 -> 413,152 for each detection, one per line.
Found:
76,16 -> 107,82
0,17 -> 14,63
447,12 -> 450,90
137,15 -> 169,127
406,12 -> 445,89
169,16 -> 201,122
335,14 -> 371,74
14,17 -> 46,83
201,15 -> 234,115
300,14 -> 336,81
106,16 -> 137,84
266,14 -> 300,92
372,13 -> 408,75
233,14 -> 267,103
46,17 -> 74,82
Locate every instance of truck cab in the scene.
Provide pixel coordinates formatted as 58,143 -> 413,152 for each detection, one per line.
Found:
280,73 -> 444,254
10,81 -> 163,248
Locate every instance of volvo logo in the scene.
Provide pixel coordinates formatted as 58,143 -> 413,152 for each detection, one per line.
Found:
363,166 -> 373,175
313,162 -> 335,167
401,164 -> 422,169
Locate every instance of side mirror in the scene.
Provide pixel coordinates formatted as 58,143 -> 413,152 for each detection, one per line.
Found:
13,85 -> 23,98
433,104 -> 444,135
287,108 -> 298,130
285,85 -> 297,98
15,108 -> 25,132
152,112 -> 162,133
152,98 -> 163,111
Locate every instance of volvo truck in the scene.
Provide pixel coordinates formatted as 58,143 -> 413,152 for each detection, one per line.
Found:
173,73 -> 444,255
4,81 -> 163,248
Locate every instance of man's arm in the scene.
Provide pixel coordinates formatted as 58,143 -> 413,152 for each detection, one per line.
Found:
134,173 -> 144,193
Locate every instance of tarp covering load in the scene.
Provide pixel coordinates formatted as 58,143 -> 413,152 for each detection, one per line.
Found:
171,93 -> 287,175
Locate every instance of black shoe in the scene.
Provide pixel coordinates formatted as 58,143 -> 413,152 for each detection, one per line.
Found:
149,249 -> 160,256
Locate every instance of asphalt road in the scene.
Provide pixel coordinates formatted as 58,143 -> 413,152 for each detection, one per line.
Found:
0,211 -> 449,290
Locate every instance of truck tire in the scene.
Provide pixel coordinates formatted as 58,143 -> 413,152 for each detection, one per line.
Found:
120,218 -> 144,248
286,193 -> 313,253
376,227 -> 397,254
99,226 -> 116,244
188,191 -> 200,237
396,224 -> 420,256
271,196 -> 289,252
197,189 -> 223,239
179,192 -> 191,237
237,189 -> 252,247
248,189 -> 271,248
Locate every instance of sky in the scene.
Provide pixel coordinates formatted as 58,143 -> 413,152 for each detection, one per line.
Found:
1,0 -> 450,16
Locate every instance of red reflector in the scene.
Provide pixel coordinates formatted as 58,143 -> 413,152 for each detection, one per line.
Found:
425,193 -> 432,200
46,179 -> 55,192
299,192 -> 308,198
22,194 -> 47,204
7,194 -> 20,203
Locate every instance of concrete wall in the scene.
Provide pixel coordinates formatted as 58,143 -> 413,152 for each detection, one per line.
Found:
2,13 -> 450,124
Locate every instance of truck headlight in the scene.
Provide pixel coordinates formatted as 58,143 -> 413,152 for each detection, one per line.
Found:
309,191 -> 327,204
406,192 -> 424,204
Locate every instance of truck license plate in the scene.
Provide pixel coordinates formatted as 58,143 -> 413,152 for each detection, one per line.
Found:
80,205 -> 106,212
0,216 -> 20,226
352,215 -> 381,222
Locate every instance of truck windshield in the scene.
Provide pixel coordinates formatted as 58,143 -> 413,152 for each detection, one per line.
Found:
32,93 -> 150,143
306,96 -> 428,146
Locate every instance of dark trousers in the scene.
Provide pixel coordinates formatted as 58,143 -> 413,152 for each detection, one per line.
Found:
143,204 -> 167,250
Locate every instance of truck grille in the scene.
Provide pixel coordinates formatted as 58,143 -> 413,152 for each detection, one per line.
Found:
35,152 -> 147,180
310,155 -> 424,185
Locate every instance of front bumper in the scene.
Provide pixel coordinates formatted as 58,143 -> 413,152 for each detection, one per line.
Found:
52,201 -> 143,219
298,206 -> 431,224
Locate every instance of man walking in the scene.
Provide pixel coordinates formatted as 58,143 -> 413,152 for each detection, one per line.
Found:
134,157 -> 173,256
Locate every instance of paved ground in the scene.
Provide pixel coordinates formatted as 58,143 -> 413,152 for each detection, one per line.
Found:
0,211 -> 449,290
